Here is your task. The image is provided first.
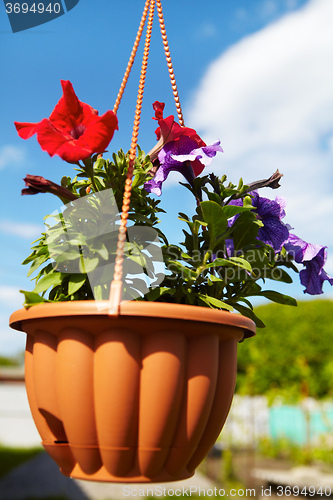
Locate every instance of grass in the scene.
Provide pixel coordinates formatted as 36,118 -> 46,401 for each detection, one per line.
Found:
0,445 -> 43,479
257,436 -> 333,466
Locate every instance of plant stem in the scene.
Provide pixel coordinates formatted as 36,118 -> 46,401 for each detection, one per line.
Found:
83,159 -> 98,192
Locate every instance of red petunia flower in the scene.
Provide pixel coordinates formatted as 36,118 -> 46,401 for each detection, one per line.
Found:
15,80 -> 118,163
148,101 -> 206,162
153,100 -> 205,147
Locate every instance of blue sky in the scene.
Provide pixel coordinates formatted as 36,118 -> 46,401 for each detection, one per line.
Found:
1,0 -> 332,355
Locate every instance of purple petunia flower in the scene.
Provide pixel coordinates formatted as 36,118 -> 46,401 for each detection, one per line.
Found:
252,192 -> 289,252
285,234 -> 333,295
145,136 -> 223,196
229,191 -> 289,252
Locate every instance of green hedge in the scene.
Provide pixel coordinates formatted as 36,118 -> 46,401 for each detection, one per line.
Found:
236,300 -> 333,402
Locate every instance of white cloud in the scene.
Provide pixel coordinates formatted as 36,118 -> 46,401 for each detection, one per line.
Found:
0,286 -> 23,309
0,145 -> 26,169
187,0 -> 333,274
0,220 -> 43,239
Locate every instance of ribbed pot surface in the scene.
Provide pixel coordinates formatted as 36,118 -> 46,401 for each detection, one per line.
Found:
10,301 -> 255,482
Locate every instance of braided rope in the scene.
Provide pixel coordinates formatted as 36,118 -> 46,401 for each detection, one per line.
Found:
109,0 -> 155,309
109,0 -> 185,310
113,0 -> 151,115
156,0 -> 185,126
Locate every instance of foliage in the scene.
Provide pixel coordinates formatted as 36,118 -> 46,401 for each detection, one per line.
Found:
258,435 -> 333,466
21,153 -> 298,328
237,300 -> 333,400
21,149 -> 164,305
150,175 -> 297,327
16,82 -> 332,328
0,356 -> 20,367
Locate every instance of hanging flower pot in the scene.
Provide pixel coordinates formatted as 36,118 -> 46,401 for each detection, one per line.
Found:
9,0 -> 333,486
10,301 -> 255,482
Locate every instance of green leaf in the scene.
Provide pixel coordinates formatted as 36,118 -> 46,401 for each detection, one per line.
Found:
22,253 -> 37,266
244,248 -> 270,269
127,252 -> 147,268
67,274 -> 87,296
200,201 -> 228,250
178,212 -> 190,222
95,243 -> 109,261
168,261 -> 197,281
207,274 -> 224,283
236,297 -> 254,309
253,291 -> 297,306
27,253 -> 50,277
144,287 -> 175,301
181,252 -> 192,261
128,213 -> 154,224
93,157 -> 106,170
223,205 -> 251,218
178,215 -> 207,236
228,256 -> 253,271
198,294 -> 234,311
232,211 -> 262,250
204,257 -> 252,272
231,303 -> 266,328
263,267 -> 293,283
33,272 -> 64,294
79,257 -> 99,274
206,192 -> 222,204
33,262 -> 54,282
20,290 -> 50,307
243,195 -> 254,208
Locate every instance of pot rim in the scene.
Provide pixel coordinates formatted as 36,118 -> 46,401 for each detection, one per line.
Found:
9,300 -> 256,339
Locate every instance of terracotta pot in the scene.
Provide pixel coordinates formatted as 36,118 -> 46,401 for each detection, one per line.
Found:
9,301 -> 255,483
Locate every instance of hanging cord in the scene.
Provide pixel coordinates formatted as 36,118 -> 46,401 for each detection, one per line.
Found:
96,1 -> 150,165
109,0 -> 185,311
156,0 -> 184,126
109,0 -> 155,310
113,0 -> 151,115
